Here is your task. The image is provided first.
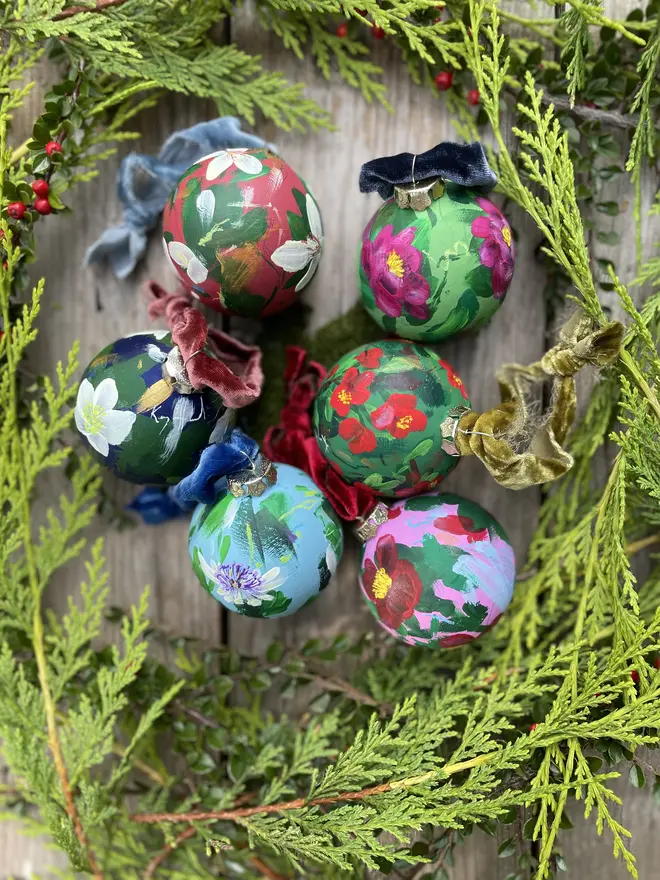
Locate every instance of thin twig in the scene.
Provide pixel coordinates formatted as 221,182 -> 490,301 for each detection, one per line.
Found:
250,856 -> 289,880
540,93 -> 638,130
52,0 -> 129,20
130,753 -> 496,825
143,826 -> 197,879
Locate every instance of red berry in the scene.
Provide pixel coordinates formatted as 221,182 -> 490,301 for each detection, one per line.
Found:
336,22 -> 349,38
31,179 -> 50,197
34,197 -> 52,215
372,25 -> 385,39
434,71 -> 454,91
1,261 -> 7,271
530,723 -> 537,732
631,669 -> 640,683
467,88 -> 480,106
584,101 -> 596,109
654,657 -> 660,669
7,202 -> 26,220
45,141 -> 62,156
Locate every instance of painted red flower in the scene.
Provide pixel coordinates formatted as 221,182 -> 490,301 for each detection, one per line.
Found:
362,534 -> 423,629
338,418 -> 377,454
437,632 -> 475,648
356,346 -> 384,369
330,367 -> 374,416
433,514 -> 489,543
439,359 -> 468,401
370,393 -> 427,438
361,223 -> 431,320
388,506 -> 402,520
394,460 -> 442,496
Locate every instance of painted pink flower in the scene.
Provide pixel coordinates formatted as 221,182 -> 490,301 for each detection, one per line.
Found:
471,198 -> 514,299
361,223 -> 431,320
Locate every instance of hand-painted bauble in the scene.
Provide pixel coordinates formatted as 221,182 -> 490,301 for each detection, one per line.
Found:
360,494 -> 515,647
359,184 -> 514,342
313,340 -> 469,497
75,331 -> 230,485
189,463 -> 343,618
162,148 -> 323,317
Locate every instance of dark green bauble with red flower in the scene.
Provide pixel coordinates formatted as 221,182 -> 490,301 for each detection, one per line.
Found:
359,185 -> 514,342
162,148 -> 322,318
312,340 -> 470,497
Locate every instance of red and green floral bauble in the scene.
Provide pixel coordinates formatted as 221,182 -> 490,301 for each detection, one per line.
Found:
162,148 -> 322,318
75,331 -> 229,486
359,184 -> 514,342
312,340 -> 469,497
360,494 -> 515,648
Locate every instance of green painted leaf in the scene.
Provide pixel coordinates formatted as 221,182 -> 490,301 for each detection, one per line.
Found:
238,590 -> 292,618
218,534 -> 231,564
404,438 -> 434,463
363,473 -> 383,488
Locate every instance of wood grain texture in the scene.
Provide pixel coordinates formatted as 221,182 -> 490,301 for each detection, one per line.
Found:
2,0 -> 659,875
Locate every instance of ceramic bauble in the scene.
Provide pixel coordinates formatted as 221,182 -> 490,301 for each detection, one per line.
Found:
360,494 -> 515,647
313,340 -> 469,497
189,463 -> 343,618
75,331 -> 229,485
359,184 -> 514,342
162,148 -> 322,317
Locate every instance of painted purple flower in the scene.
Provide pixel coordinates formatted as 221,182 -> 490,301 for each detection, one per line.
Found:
198,557 -> 285,606
361,223 -> 431,320
471,198 -> 515,299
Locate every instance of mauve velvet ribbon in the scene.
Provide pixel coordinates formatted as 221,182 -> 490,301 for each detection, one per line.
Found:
263,346 -> 376,522
146,282 -> 263,408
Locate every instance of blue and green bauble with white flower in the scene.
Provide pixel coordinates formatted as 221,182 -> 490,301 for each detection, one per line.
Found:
189,461 -> 344,618
75,331 -> 230,486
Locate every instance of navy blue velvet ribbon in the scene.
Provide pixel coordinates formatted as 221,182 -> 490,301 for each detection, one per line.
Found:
129,427 -> 259,524
85,118 -> 275,279
359,141 -> 497,201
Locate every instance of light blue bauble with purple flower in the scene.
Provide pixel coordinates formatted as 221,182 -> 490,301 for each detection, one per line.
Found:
188,463 -> 344,618
359,184 -> 515,342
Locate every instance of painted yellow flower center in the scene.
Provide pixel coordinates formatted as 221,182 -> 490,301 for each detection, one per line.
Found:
81,402 -> 105,435
396,415 -> 413,431
386,249 -> 404,278
372,567 -> 393,599
501,225 -> 511,247
338,389 -> 352,405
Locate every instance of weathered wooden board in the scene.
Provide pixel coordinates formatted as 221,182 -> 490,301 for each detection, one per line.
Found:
2,1 -> 660,876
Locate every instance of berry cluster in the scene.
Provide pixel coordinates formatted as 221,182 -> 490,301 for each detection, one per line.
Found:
5,141 -> 61,223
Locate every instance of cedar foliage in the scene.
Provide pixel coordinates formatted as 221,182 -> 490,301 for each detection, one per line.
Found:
1,1 -> 660,878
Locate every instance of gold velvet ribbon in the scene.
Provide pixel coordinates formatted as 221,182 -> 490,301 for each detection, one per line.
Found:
454,313 -> 625,489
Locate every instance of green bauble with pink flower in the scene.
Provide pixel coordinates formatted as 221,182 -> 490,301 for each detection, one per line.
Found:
359,184 -> 514,342
313,340 -> 470,498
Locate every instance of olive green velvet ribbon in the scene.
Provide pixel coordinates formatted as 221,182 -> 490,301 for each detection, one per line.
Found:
454,313 -> 625,489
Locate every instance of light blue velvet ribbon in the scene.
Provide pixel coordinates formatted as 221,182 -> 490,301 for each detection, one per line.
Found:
129,427 -> 260,525
85,118 -> 275,279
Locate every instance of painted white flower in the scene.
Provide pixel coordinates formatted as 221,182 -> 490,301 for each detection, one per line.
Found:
204,148 -> 263,181
75,378 -> 136,458
198,557 -> 285,606
270,193 -> 323,291
166,241 -> 208,285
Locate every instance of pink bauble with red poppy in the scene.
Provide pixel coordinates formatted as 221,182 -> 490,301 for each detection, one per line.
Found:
359,184 -> 514,342
313,340 -> 470,497
163,148 -> 322,317
359,493 -> 515,647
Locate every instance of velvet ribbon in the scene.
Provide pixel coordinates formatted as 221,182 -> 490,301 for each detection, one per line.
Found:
455,314 -> 625,489
146,282 -> 263,408
263,346 -> 377,521
359,141 -> 497,201
129,427 -> 259,523
85,117 -> 275,279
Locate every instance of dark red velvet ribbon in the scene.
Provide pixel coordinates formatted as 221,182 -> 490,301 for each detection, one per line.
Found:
146,282 -> 263,408
263,345 -> 376,522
